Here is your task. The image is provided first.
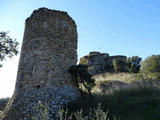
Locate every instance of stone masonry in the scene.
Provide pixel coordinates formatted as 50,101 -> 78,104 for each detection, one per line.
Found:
1,8 -> 80,120
79,51 -> 127,75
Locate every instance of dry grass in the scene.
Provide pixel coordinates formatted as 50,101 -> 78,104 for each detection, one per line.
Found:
93,72 -> 135,83
92,72 -> 160,94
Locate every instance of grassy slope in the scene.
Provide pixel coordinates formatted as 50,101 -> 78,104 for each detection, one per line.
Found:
69,73 -> 160,120
1,73 -> 160,120
92,73 -> 160,94
93,73 -> 135,83
69,88 -> 160,120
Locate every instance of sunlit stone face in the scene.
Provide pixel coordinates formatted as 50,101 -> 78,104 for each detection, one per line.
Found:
1,8 -> 80,120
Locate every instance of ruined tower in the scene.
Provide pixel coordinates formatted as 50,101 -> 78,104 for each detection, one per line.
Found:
2,8 -> 80,120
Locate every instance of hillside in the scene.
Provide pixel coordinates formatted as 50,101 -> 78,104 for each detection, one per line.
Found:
1,72 -> 160,120
68,72 -> 160,120
92,72 -> 160,94
1,52 -> 160,120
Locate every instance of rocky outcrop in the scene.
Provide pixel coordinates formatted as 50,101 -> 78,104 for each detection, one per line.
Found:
2,8 -> 80,120
79,51 -> 127,75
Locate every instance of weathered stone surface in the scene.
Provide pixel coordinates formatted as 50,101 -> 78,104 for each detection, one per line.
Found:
1,8 -> 80,120
79,51 -> 127,75
80,52 -> 109,74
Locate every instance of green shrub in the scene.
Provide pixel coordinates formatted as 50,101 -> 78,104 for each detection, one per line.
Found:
0,32 -> 19,67
141,55 -> 160,79
112,58 -> 127,73
126,56 -> 142,73
112,56 -> 142,73
58,107 -> 71,120
141,55 -> 160,73
59,103 -> 118,120
69,64 -> 95,95
74,104 -> 111,120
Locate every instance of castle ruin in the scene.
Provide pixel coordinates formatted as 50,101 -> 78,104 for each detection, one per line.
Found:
1,8 -> 80,120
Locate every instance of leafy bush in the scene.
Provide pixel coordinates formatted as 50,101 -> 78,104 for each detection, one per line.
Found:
69,64 -> 95,95
141,55 -> 160,73
0,32 -> 19,67
141,55 -> 160,79
126,56 -> 142,73
112,58 -> 127,73
112,56 -> 141,73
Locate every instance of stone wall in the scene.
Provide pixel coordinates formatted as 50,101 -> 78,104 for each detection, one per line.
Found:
79,51 -> 127,75
16,7 -> 78,92
2,8 -> 80,120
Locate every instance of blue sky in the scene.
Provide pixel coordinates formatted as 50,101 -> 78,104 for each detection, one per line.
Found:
0,0 -> 160,97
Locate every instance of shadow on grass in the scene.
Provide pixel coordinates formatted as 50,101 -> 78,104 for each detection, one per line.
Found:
67,87 -> 160,120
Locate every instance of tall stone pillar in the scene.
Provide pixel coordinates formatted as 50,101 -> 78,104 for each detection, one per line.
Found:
2,8 -> 80,120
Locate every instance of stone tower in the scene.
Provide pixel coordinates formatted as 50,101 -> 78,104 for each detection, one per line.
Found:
2,8 -> 80,120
